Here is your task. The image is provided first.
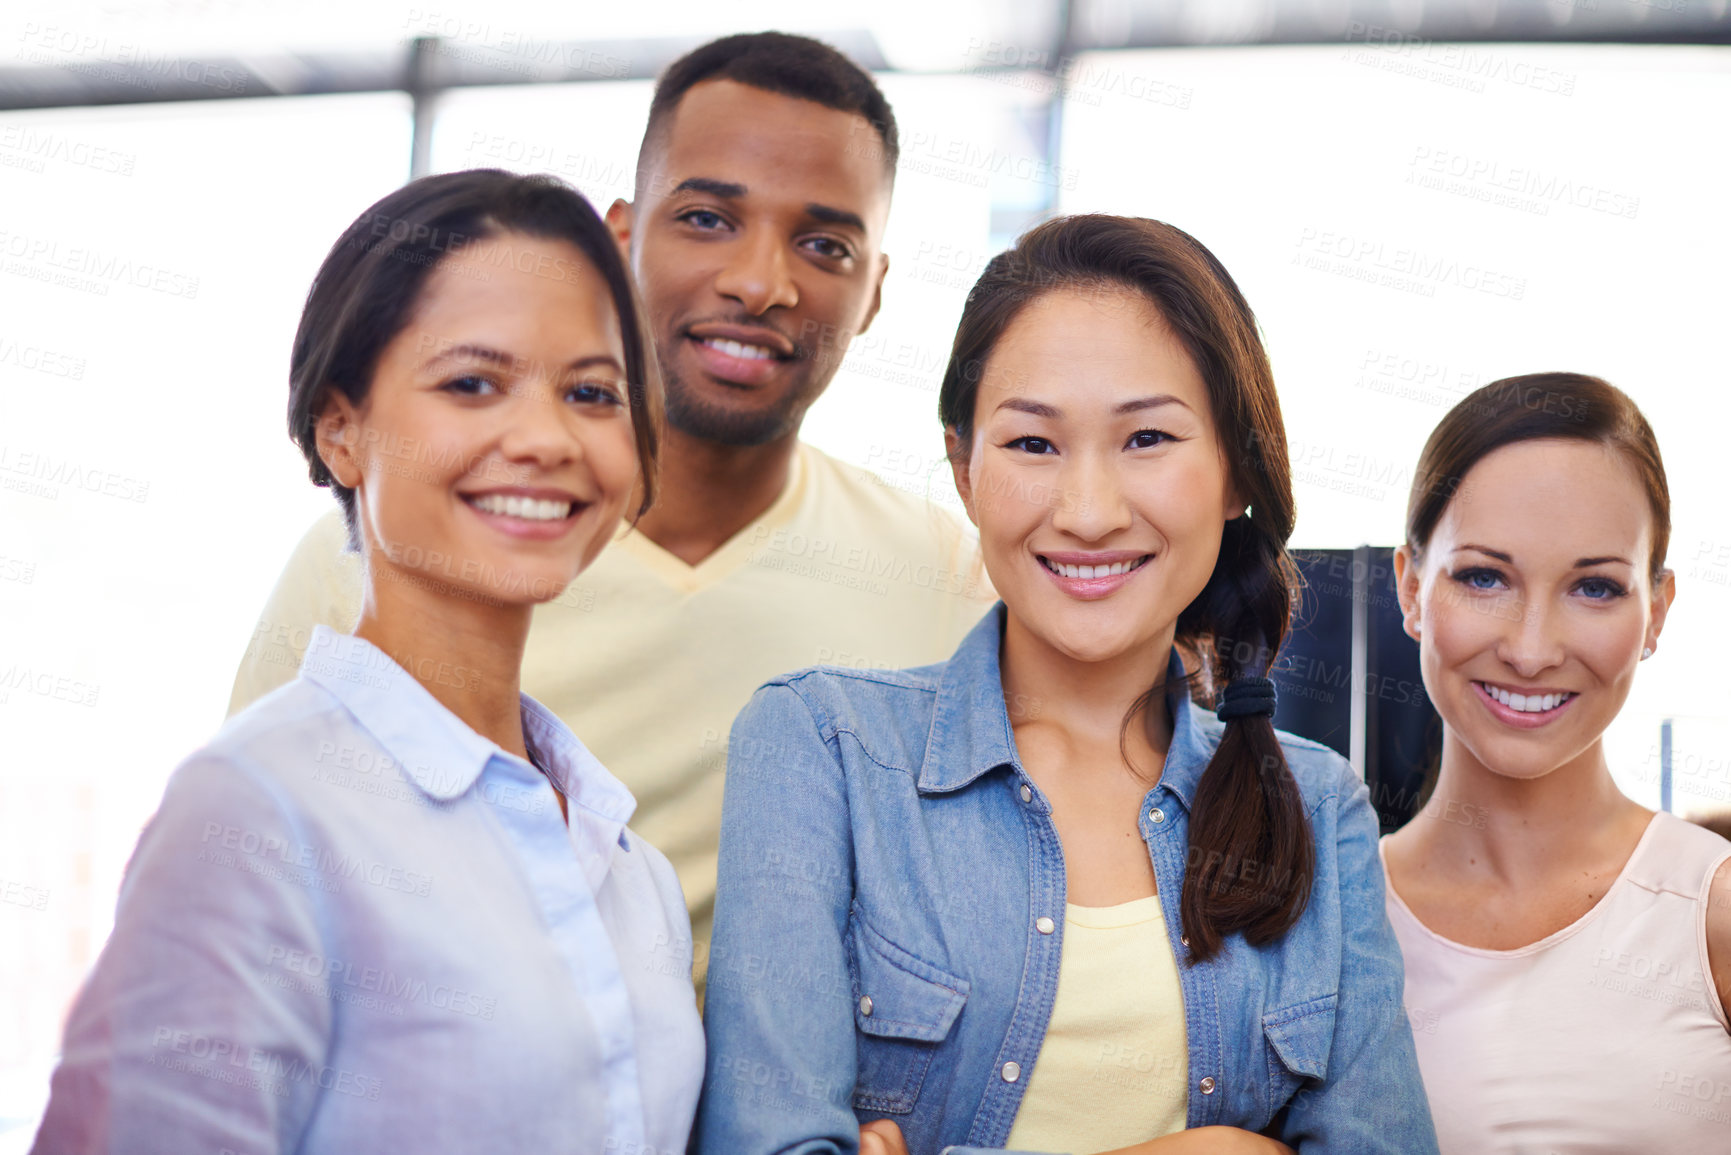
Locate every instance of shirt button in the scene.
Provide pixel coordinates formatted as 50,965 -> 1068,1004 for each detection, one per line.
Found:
1149,808 -> 1165,824
1035,916 -> 1055,935
1199,1076 -> 1216,1095
858,995 -> 873,1017
1019,784 -> 1033,803
1001,1061 -> 1021,1083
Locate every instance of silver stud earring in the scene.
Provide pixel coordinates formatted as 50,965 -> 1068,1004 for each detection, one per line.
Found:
1641,646 -> 1654,661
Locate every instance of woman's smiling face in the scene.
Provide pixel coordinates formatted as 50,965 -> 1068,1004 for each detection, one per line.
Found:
950,286 -> 1243,665
1396,437 -> 1674,782
317,231 -> 640,608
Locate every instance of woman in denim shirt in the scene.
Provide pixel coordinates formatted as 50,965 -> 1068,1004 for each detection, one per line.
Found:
698,215 -> 1436,1155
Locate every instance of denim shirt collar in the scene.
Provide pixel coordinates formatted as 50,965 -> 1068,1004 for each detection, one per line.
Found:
299,625 -> 635,831
918,602 -> 1218,810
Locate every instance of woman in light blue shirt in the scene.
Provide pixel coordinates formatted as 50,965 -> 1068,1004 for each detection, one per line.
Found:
698,216 -> 1435,1154
33,171 -> 703,1153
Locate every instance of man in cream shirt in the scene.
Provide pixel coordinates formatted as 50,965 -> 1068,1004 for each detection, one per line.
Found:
230,34 -> 994,982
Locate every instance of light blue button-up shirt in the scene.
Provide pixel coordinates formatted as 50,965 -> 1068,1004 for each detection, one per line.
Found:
34,625 -> 703,1154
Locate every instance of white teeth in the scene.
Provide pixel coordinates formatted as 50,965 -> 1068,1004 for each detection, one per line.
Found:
704,337 -> 775,361
1482,684 -> 1571,713
468,494 -> 573,521
1042,556 -> 1150,579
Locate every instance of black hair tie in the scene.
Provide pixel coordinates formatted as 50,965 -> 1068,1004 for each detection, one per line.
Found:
1217,676 -> 1277,721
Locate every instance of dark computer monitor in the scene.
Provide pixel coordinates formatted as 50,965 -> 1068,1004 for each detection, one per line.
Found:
1269,547 -> 1441,833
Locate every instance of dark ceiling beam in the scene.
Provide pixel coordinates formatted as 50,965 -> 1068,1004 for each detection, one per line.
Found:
0,6 -> 1725,114
0,31 -> 888,113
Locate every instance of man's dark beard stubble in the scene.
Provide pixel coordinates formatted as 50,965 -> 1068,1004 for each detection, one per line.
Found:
657,345 -> 842,448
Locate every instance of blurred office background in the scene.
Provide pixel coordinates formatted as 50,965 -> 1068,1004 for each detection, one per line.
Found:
3,0 -> 1729,1142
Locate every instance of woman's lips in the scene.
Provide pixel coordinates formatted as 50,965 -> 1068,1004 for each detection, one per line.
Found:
1037,553 -> 1153,600
460,494 -> 585,541
1472,680 -> 1579,730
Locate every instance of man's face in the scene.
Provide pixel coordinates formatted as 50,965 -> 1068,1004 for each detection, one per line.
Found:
613,79 -> 892,447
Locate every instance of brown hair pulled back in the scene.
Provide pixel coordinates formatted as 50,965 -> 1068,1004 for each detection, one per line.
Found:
1405,372 -> 1670,581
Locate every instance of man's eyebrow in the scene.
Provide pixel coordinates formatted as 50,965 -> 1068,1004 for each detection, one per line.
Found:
806,202 -> 867,233
671,177 -> 746,199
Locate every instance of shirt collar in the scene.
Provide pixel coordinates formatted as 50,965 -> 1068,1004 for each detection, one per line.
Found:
298,626 -> 635,831
919,603 -> 1219,809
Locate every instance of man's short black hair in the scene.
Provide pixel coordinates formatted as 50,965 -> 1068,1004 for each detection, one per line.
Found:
637,31 -> 898,190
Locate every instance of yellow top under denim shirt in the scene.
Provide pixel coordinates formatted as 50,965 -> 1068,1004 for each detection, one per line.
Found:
34,625 -> 703,1154
697,603 -> 1437,1155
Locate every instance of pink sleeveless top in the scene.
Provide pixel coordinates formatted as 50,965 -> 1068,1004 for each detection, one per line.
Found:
1381,811 -> 1731,1154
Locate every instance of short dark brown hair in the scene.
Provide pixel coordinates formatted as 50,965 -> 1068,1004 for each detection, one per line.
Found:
637,32 -> 898,190
287,169 -> 662,548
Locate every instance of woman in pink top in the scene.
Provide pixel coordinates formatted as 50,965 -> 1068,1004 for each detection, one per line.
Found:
1380,372 -> 1731,1152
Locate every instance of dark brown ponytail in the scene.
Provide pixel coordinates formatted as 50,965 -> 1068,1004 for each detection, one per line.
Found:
938,214 -> 1312,962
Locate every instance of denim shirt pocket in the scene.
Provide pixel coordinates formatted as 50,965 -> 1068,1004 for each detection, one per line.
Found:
1262,992 -> 1338,1108
848,909 -> 970,1114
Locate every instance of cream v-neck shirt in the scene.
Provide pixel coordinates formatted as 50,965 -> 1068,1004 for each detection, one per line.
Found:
228,442 -> 994,983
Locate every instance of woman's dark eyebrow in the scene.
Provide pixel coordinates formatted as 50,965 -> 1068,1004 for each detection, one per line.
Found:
1116,395 -> 1186,415
994,398 -> 1060,418
1456,545 -> 1631,570
422,343 -> 514,370
992,395 -> 1185,418
421,344 -> 623,374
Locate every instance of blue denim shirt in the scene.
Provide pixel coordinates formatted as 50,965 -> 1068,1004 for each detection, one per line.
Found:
698,605 -> 1436,1155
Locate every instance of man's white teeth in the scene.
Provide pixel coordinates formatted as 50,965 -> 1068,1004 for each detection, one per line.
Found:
469,494 -> 572,521
704,337 -> 775,361
1043,556 -> 1150,579
1482,684 -> 1572,713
